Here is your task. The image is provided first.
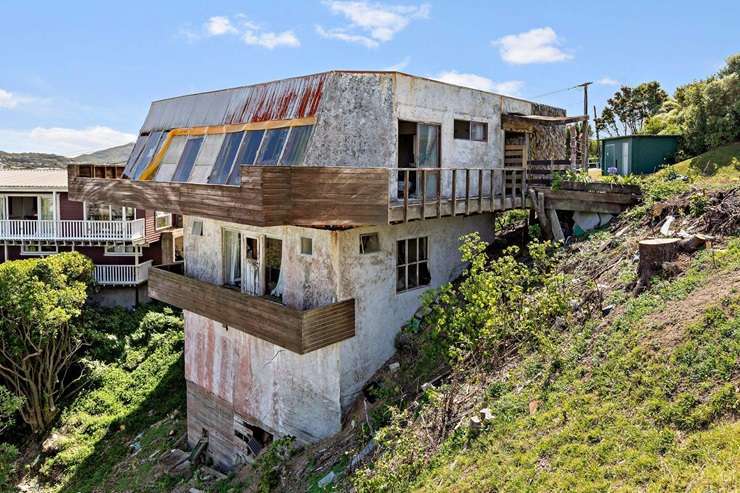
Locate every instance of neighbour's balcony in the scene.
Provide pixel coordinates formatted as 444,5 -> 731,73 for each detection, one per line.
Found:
0,219 -> 145,242
148,262 -> 355,354
94,260 -> 152,286
68,164 -> 529,228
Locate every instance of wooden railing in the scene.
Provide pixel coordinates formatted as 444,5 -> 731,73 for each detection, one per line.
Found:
94,260 -> 152,286
148,262 -> 355,354
527,159 -> 574,187
0,219 -> 145,241
389,167 -> 527,222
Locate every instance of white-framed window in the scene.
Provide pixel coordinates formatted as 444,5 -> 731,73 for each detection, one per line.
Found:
192,220 -> 204,236
21,242 -> 58,256
359,233 -> 380,254
155,211 -> 172,230
222,229 -> 242,288
453,119 -> 488,142
104,243 -> 140,256
85,203 -> 136,221
396,236 -> 430,293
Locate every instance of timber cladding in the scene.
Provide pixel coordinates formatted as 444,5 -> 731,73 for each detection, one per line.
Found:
148,265 -> 355,354
68,165 -> 389,228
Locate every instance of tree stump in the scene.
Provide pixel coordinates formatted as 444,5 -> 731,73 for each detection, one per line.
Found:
636,238 -> 680,291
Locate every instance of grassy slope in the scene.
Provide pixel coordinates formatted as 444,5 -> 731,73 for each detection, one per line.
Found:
410,241 -> 739,492
659,142 -> 740,185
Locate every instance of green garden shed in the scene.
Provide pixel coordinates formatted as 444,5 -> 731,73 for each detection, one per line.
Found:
600,135 -> 679,175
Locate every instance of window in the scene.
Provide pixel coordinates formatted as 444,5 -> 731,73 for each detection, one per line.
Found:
359,233 -> 380,254
396,237 -> 430,292
105,243 -> 139,255
154,135 -> 188,182
208,131 -> 244,184
21,242 -> 58,255
280,125 -> 313,165
189,134 -> 225,184
0,196 -> 5,220
131,131 -> 166,180
265,238 -> 283,298
192,220 -> 204,236
223,230 -> 242,288
256,128 -> 289,165
155,211 -> 172,230
300,237 -> 313,255
453,120 -> 487,142
245,237 -> 258,260
235,130 -> 265,167
86,203 -> 111,221
171,136 -> 204,182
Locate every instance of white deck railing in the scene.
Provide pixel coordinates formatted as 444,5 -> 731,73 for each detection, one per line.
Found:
0,219 -> 145,242
94,260 -> 152,286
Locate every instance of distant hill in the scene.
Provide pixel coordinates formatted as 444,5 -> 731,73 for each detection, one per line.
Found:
0,142 -> 134,169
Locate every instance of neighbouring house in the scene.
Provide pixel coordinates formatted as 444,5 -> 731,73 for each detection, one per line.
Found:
67,71 -> 579,469
600,134 -> 679,175
0,167 -> 182,306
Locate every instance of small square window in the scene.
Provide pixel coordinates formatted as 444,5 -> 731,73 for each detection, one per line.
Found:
300,237 -> 313,255
192,220 -> 204,236
454,119 -> 470,140
359,233 -> 380,254
471,121 -> 488,142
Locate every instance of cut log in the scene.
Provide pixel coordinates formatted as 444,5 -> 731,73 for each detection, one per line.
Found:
636,238 -> 680,291
678,233 -> 712,253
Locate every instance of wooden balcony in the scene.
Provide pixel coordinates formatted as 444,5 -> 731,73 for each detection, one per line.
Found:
148,262 -> 355,354
69,164 -> 533,228
0,218 -> 145,242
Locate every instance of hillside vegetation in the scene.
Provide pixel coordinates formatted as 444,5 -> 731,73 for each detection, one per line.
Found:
658,141 -> 740,185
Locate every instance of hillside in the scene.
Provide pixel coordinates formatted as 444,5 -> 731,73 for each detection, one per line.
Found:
0,142 -> 133,169
658,142 -> 740,185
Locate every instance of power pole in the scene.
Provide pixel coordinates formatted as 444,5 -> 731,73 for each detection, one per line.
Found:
593,104 -> 600,164
576,82 -> 593,169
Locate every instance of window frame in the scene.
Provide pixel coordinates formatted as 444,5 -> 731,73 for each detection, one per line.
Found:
359,232 -> 381,255
155,211 -> 173,230
222,228 -> 243,289
453,119 -> 488,142
396,236 -> 431,293
20,241 -> 58,256
300,237 -> 313,256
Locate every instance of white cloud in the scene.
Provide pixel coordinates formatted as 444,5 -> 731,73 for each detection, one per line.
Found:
433,71 -> 524,96
319,1 -> 430,47
0,88 -> 35,109
205,16 -> 238,36
182,14 -> 299,48
0,126 -> 136,157
493,27 -> 572,64
385,56 -> 411,71
243,30 -> 300,49
597,77 -> 620,86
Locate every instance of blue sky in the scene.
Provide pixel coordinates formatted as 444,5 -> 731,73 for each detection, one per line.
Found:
0,0 -> 737,156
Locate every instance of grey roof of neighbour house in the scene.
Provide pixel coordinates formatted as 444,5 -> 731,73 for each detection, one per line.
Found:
0,168 -> 68,191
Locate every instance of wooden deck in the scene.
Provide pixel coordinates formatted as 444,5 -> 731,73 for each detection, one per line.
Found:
148,262 -> 355,354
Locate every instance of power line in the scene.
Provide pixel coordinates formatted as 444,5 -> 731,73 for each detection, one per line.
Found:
528,84 -> 581,99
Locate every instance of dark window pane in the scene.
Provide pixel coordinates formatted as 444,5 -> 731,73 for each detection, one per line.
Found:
265,238 -> 283,297
419,237 -> 428,260
408,264 -> 418,289
131,131 -> 165,179
256,128 -> 289,165
360,233 -> 380,254
280,125 -> 313,165
396,266 -> 406,292
300,237 -> 313,255
235,130 -> 264,166
408,238 -> 418,263
208,131 -> 244,184
419,261 -> 431,285
397,240 -> 406,265
171,137 -> 203,182
454,119 -> 470,140
245,237 -> 258,260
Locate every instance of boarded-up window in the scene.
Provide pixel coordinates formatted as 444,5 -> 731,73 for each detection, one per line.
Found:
256,128 -> 289,165
280,125 -> 313,165
209,131 -> 244,184
171,137 -> 204,182
396,236 -> 430,292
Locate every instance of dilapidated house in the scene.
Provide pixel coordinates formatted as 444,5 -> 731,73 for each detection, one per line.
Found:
68,71 -> 576,468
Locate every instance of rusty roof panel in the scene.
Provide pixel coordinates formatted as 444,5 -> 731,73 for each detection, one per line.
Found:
140,72 -> 330,133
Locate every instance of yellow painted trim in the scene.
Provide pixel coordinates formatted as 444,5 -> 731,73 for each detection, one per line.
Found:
138,116 -> 317,181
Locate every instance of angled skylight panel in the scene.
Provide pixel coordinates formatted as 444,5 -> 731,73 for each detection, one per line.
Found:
171,136 -> 204,182
154,135 -> 188,182
234,130 -> 265,166
131,131 -> 166,180
123,135 -> 148,178
208,131 -> 244,184
280,125 -> 313,165
189,133 -> 225,183
256,128 -> 289,165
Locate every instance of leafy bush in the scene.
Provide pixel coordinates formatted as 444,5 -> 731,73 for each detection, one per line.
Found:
0,442 -> 18,493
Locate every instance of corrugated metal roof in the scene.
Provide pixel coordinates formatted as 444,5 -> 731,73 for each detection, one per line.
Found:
140,72 -> 329,133
0,169 -> 68,190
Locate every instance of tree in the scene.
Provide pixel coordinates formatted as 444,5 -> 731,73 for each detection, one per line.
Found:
0,253 -> 93,434
595,81 -> 668,136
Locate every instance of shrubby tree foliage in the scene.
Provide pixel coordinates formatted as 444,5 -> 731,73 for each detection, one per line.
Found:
643,53 -> 740,156
596,81 -> 668,136
0,253 -> 93,433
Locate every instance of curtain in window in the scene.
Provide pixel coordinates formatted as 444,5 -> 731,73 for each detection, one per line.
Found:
223,230 -> 242,287
39,196 -> 54,220
86,203 -> 110,221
